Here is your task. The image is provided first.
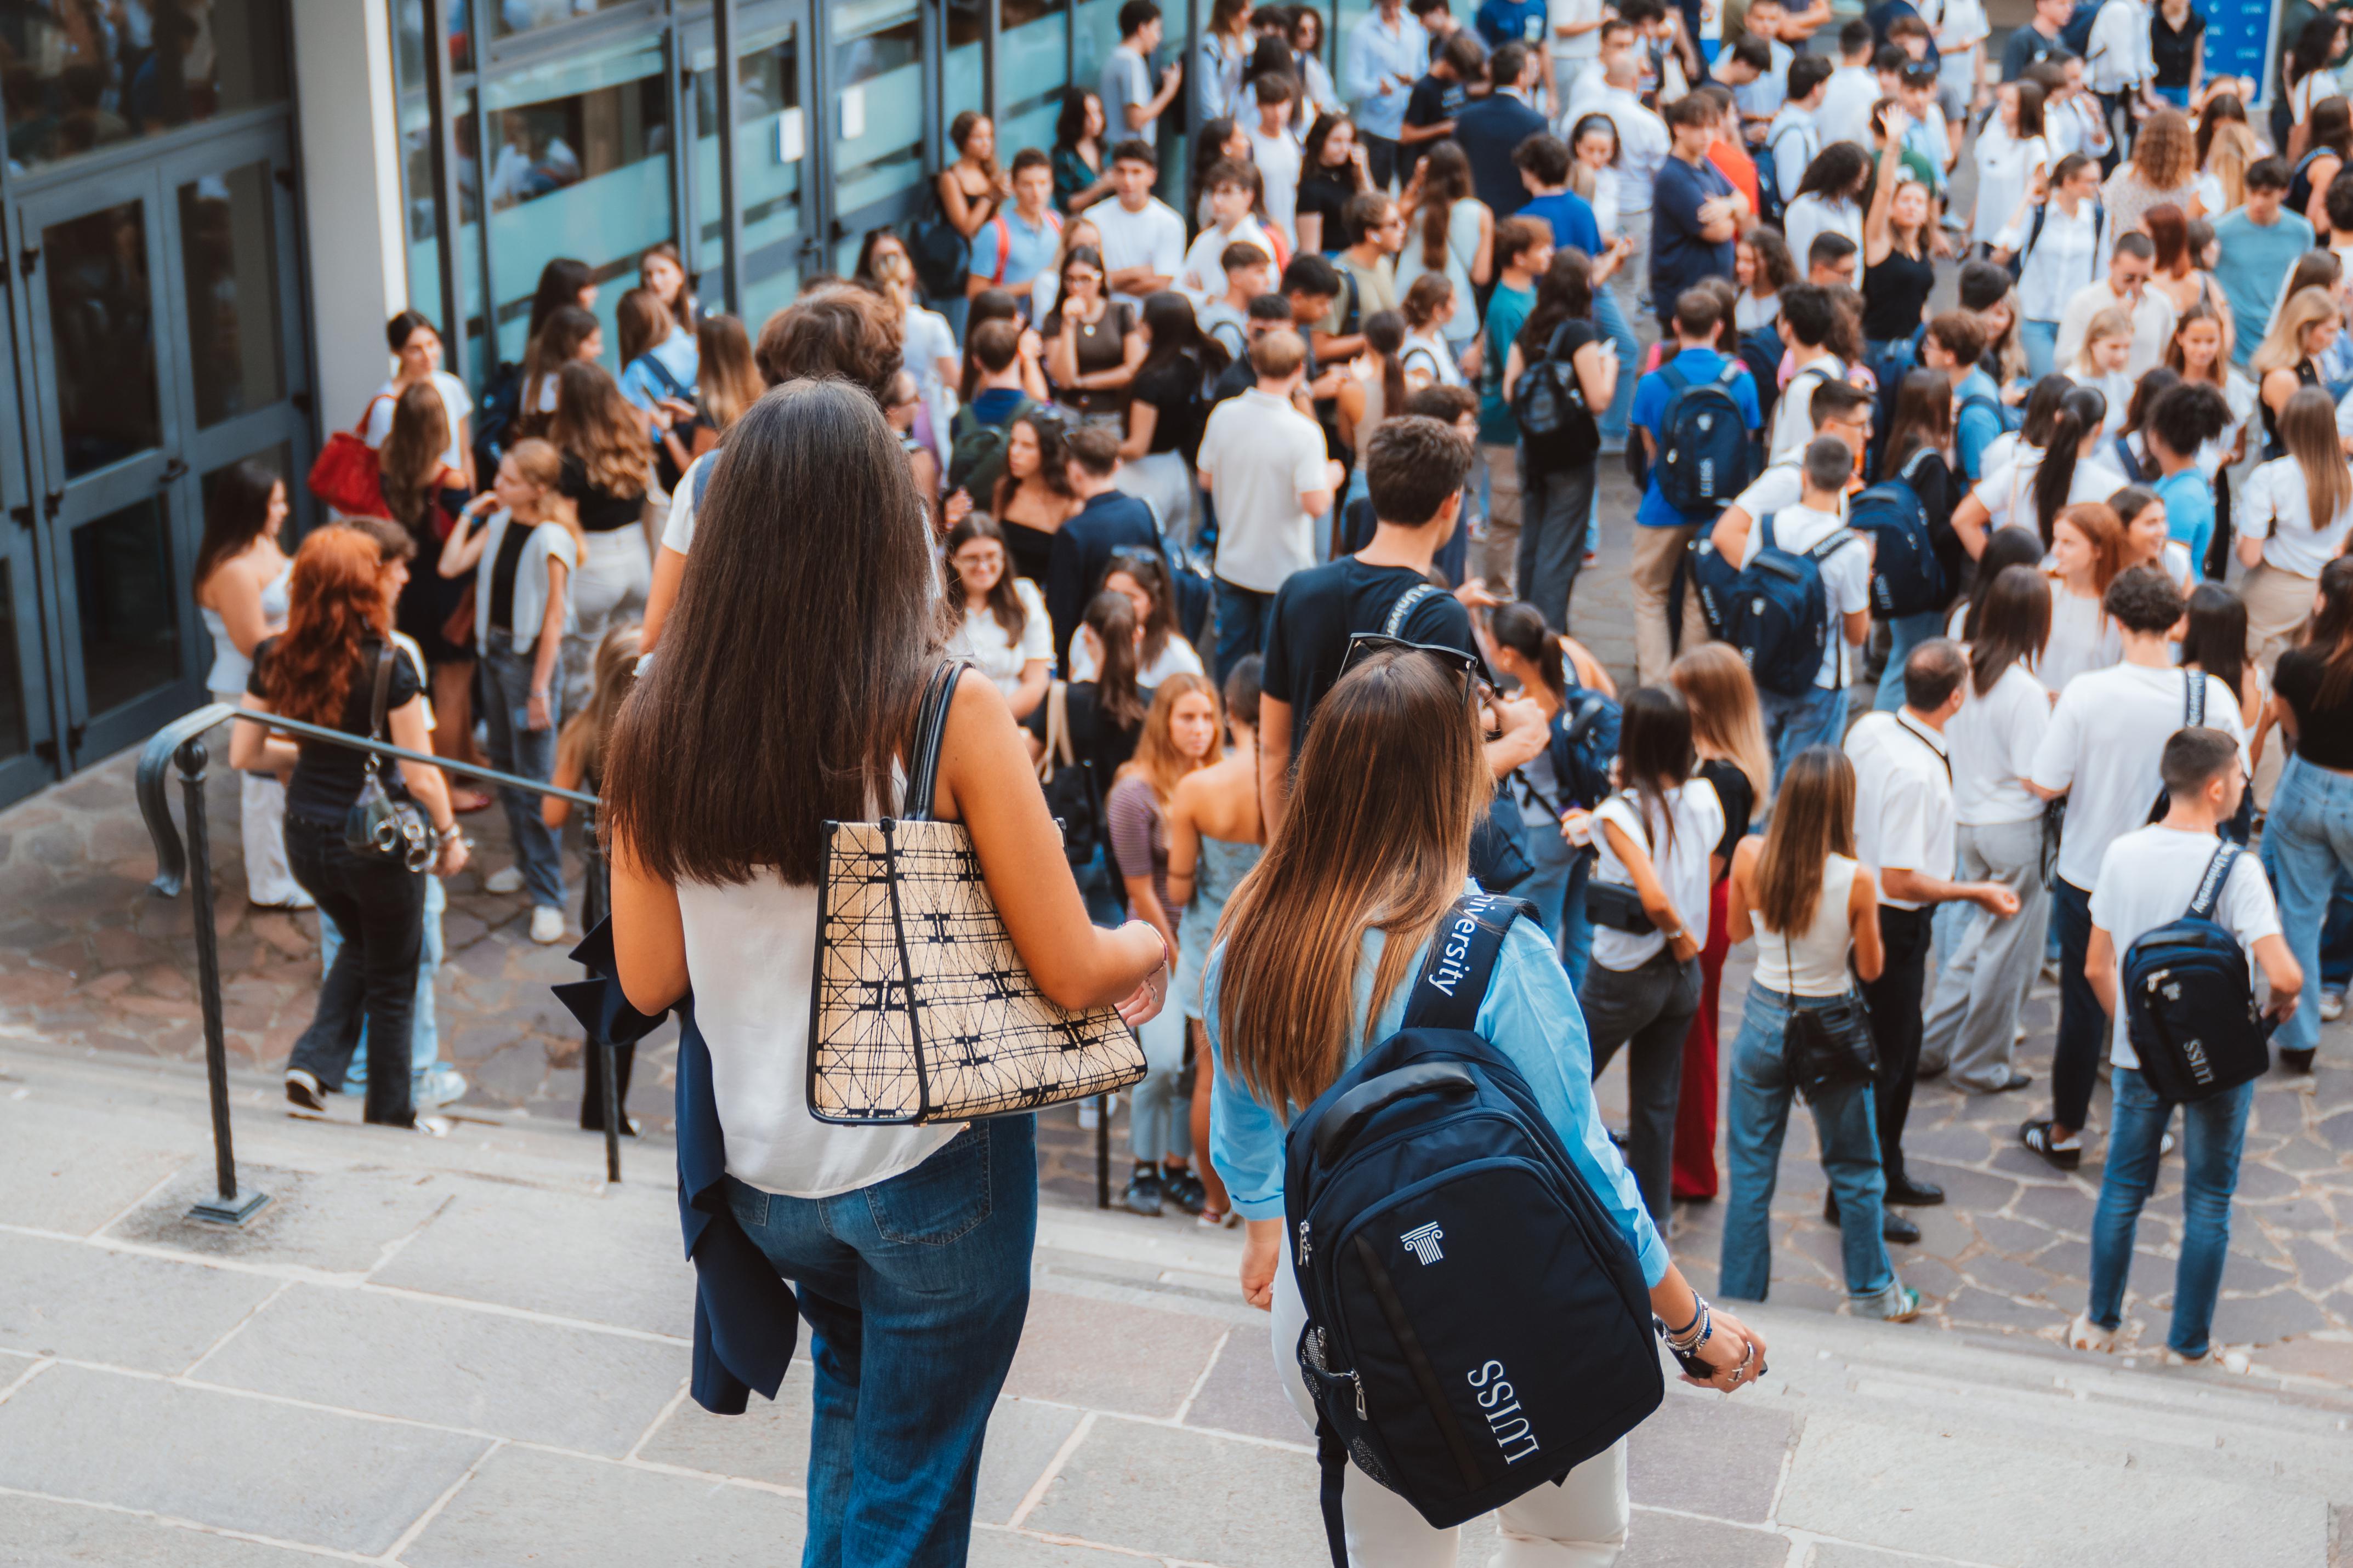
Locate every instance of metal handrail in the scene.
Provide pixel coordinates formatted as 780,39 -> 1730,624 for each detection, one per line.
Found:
134,705 -> 626,1219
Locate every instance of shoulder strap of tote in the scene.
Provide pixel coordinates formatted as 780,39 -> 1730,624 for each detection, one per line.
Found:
1401,891 -> 1532,1032
900,660 -> 964,823
360,642 -> 396,784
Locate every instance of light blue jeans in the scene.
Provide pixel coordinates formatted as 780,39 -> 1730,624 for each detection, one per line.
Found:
2021,318 -> 2060,381
1592,287 -> 1639,448
2087,1069 -> 2253,1359
1758,682 -> 1849,795
1874,611 -> 1947,712
327,871 -> 444,1095
1718,983 -> 1897,1302
2260,754 -> 2353,1058
480,643 -> 566,912
1129,1002 -> 1192,1166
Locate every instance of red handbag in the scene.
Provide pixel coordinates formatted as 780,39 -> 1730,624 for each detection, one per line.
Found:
308,395 -> 395,520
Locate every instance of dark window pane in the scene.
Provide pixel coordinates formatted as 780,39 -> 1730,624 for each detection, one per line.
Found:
0,560 -> 27,765
490,0 -> 641,43
835,1 -> 924,216
697,23 -> 804,267
71,498 -> 181,717
44,201 -> 161,479
0,0 -> 289,171
179,163 -> 286,428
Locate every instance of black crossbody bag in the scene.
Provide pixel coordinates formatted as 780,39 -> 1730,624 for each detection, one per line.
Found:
1780,929 -> 1878,1103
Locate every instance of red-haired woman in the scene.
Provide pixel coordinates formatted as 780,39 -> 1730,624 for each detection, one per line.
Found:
231,526 -> 470,1129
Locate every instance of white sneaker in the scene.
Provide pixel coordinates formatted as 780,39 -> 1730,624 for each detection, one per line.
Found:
485,867 -> 526,894
2322,990 -> 2345,1023
2068,1312 -> 2116,1352
529,905 -> 567,944
416,1065 -> 468,1111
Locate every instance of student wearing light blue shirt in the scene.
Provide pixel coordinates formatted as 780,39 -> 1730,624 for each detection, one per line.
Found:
1204,643 -> 1766,1564
1344,0 -> 1431,186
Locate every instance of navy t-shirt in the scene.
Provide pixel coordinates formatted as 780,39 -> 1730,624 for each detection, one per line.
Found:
1649,155 -> 1737,320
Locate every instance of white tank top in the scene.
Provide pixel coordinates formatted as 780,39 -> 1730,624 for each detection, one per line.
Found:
1751,854 -> 1860,998
202,558 -> 292,696
674,767 -> 961,1199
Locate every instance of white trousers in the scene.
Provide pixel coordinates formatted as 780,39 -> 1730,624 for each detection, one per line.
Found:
1271,1270 -> 1631,1568
564,522 -> 652,715
214,693 -> 299,906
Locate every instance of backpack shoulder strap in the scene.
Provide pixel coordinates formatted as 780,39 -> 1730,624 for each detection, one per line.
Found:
1899,444 -> 1936,484
1716,358 -> 1745,387
691,450 -> 716,510
2187,841 -> 2240,922
2185,668 -> 2205,728
1659,358 -> 1691,396
640,351 -> 691,401
1401,892 -> 1532,1031
1804,526 -> 1857,563
993,216 -> 1013,282
1757,511 -> 1777,554
1384,581 -> 1443,637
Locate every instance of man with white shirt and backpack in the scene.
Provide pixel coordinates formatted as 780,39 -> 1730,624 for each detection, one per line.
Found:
2020,567 -> 2249,1171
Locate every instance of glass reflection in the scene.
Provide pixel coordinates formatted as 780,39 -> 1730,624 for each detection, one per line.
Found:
44,201 -> 160,478
178,163 -> 285,429
0,0 -> 288,171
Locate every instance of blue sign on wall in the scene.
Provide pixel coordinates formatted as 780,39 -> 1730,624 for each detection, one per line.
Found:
2204,0 -> 2278,94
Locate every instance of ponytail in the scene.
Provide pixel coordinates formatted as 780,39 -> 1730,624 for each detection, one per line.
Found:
1084,589 -> 1147,728
1490,602 -> 1567,700
2032,387 -> 2106,549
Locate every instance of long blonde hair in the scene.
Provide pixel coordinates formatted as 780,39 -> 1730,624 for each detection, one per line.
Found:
1214,651 -> 1485,1113
1753,746 -> 1857,938
2252,286 -> 2340,378
2067,306 -> 2134,377
1669,643 -> 1770,808
696,314 -> 763,434
2281,384 -> 2353,538
2200,119 -> 2260,213
563,620 -> 643,803
1121,674 -> 1220,803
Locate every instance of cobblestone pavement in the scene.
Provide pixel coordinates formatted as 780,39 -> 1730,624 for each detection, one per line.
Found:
2,458 -> 2350,1384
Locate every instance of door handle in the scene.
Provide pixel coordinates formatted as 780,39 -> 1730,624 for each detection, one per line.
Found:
157,458 -> 188,486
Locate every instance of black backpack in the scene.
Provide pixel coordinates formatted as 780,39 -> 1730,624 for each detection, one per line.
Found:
1653,358 -> 1757,516
1511,320 -> 1602,472
2121,842 -> 2271,1103
946,397 -> 1042,499
1286,892 -> 1664,1559
471,360 -> 525,482
1845,449 -> 1952,618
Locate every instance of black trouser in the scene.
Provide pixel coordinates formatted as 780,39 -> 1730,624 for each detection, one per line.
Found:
2096,91 -> 2133,174
1361,131 -> 1401,192
2049,875 -> 2106,1133
1860,903 -> 1932,1190
577,846 -> 634,1130
285,814 -> 423,1126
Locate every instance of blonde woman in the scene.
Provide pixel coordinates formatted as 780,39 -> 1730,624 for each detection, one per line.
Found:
2238,385 -> 2353,668
2250,284 -> 2341,459
1106,674 -> 1221,1216
2099,107 -> 2202,232
2192,95 -> 2263,216
439,439 -> 584,944
2062,306 -> 2135,435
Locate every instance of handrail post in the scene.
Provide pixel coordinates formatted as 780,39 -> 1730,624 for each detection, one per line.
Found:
599,1040 -> 623,1184
175,734 -> 269,1226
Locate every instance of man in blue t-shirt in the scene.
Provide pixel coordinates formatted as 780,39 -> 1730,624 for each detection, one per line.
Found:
2213,159 -> 2317,370
1510,133 -> 1603,254
1626,290 -> 1762,682
1647,94 -> 1741,331
1919,308 -> 2005,483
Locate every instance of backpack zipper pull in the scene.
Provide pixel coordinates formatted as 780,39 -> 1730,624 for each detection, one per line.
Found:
1297,1219 -> 1313,1268
1350,1368 -> 1366,1418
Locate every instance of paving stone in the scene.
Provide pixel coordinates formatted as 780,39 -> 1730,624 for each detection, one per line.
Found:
999,1288 -> 1226,1419
1969,1213 -> 2060,1256
0,1491 -> 334,1566
402,1441 -> 807,1567
0,1362 -> 486,1555
1903,1160 -> 2022,1211
2217,1290 -> 2332,1345
1943,1287 -> 2068,1334
1021,1412 -> 1329,1568
103,1161 -> 456,1276
1807,1546 -> 1977,1568
0,1231 -> 277,1372
1181,1318 -> 1312,1445
1779,1417 -> 2326,1566
195,1281 -> 686,1455
0,1108 -> 194,1236
1619,1509 -> 1789,1566
1626,1390 -> 1792,1524
1960,1252 -> 2065,1302
965,1529 -> 1158,1568
367,1176 -> 692,1337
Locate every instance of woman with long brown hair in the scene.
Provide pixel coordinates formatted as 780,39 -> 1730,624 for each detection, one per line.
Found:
1396,140 -> 1493,356
604,379 -> 1166,1553
987,410 -> 1081,588
2237,384 -> 2353,668
2141,203 -> 2233,343
2038,500 -> 2127,690
1505,246 -> 1618,633
937,110 -> 1010,332
2291,95 -> 2353,238
520,303 -> 603,432
1208,650 -> 1766,1557
1874,367 -> 1964,710
549,360 -> 655,716
1106,674 -> 1221,1215
231,526 -> 468,1129
363,310 -> 476,490
1072,546 -> 1204,685
942,514 -> 1053,718
1667,643 -> 1770,1204
1922,566 -> 2054,1093
2195,90 -> 2261,214
1334,310 -> 1411,511
1719,745 -> 1914,1318
379,380 -> 490,811
195,460 -> 304,907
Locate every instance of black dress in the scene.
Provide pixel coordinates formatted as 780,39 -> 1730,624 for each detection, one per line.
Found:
384,474 -> 475,667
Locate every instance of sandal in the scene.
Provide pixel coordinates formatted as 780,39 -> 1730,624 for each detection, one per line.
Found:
2017,1119 -> 2082,1171
450,786 -> 493,813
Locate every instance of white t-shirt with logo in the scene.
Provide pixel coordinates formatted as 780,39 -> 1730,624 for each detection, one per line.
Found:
1590,779 -> 1724,972
2029,662 -> 2248,891
2089,825 -> 2280,1068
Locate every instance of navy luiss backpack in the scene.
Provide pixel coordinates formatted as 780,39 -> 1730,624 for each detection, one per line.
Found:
2121,842 -> 2271,1104
1845,449 -> 1951,618
1285,893 -> 1663,1563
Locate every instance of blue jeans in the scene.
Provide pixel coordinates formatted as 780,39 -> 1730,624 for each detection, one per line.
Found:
327,871 -> 445,1094
2087,1069 -> 2253,1358
724,1117 -> 1037,1568
480,643 -> 566,911
2323,873 -> 2353,989
1213,577 -> 1274,683
2258,754 -> 2353,1057
1874,610 -> 1946,712
2021,318 -> 2060,381
1592,287 -> 1639,447
1758,682 -> 1848,795
2049,876 -> 2106,1132
1719,984 -> 1897,1301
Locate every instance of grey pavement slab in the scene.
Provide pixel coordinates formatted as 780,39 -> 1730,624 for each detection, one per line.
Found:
0,1106 -> 191,1236
1180,1318 -> 1313,1445
1618,1509 -> 1791,1567
0,1492 -> 330,1567
193,1281 -> 686,1455
102,1160 -> 458,1276
964,1527 -> 1156,1568
1625,1390 -> 1792,1525
1019,1412 -> 1330,1568
0,1230 -> 277,1372
1775,1415 -> 2329,1567
999,1286 -> 1229,1419
0,1362 -> 487,1555
399,1442 -> 806,1568
366,1175 -> 693,1337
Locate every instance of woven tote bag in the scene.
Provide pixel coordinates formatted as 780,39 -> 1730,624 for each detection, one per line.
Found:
808,660 -> 1147,1124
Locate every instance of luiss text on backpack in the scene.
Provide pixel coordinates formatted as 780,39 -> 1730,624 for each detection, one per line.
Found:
2121,843 -> 2271,1103
1285,894 -> 1663,1564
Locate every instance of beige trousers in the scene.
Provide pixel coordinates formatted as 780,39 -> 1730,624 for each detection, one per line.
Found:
1481,443 -> 1525,595
1628,523 -> 1709,687
2241,560 -> 2318,676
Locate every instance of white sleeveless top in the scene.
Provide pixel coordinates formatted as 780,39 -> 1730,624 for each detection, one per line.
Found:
201,558 -> 292,695
1750,854 -> 1860,999
675,769 -> 962,1199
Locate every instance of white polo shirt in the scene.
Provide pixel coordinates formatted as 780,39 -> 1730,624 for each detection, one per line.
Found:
1846,709 -> 1956,913
2028,662 -> 2247,892
2089,825 -> 2280,1068
1197,386 -> 1331,594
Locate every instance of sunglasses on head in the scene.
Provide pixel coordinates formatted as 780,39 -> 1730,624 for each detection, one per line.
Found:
1341,632 -> 1486,702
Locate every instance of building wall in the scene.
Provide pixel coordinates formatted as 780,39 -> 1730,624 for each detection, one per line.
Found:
293,0 -> 409,431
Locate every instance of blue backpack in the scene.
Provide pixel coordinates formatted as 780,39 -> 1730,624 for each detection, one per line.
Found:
2058,0 -> 2100,56
1285,893 -> 1664,1559
1687,511 -> 1856,698
2120,842 -> 2271,1103
1544,686 -> 1621,813
1846,449 -> 1951,618
1653,359 -> 1757,517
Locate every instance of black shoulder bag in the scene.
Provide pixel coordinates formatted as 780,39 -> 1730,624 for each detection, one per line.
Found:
1781,928 -> 1878,1103
343,645 -> 435,872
